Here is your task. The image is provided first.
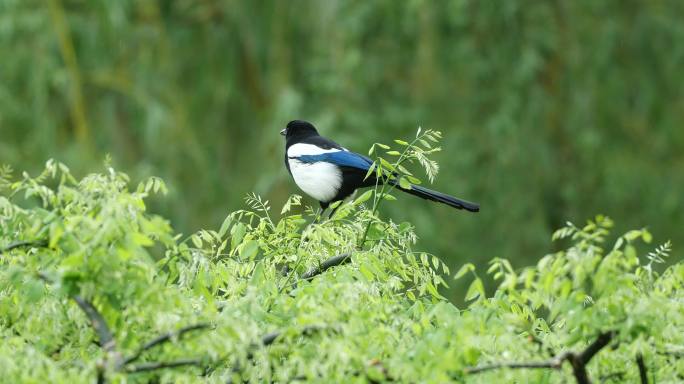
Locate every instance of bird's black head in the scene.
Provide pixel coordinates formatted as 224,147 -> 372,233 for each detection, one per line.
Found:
280,120 -> 319,139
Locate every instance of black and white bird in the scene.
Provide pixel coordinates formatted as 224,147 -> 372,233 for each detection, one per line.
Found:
281,120 -> 479,215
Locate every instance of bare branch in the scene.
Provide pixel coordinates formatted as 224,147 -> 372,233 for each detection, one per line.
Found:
125,358 -> 202,373
122,323 -> 211,366
72,295 -> 116,353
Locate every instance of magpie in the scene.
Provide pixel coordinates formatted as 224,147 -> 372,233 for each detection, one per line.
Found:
281,120 -> 480,215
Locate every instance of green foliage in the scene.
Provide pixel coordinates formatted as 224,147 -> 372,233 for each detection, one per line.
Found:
2,1 -> 684,296
1,159 -> 683,382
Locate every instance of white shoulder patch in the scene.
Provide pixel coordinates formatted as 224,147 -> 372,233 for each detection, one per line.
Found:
287,143 -> 341,158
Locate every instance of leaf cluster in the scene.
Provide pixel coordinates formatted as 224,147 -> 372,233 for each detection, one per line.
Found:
0,157 -> 682,383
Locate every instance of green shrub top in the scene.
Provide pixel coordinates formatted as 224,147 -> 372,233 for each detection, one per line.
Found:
0,156 -> 682,383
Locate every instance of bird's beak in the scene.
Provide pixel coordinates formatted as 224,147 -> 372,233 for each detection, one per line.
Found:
280,128 -> 287,136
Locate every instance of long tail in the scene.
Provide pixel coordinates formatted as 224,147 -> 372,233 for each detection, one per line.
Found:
394,183 -> 480,212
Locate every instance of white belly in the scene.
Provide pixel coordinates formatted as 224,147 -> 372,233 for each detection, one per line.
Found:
288,158 -> 342,202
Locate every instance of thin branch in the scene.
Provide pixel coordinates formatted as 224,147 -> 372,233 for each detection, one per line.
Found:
288,253 -> 353,290
72,295 -> 116,353
599,372 -> 625,383
125,358 -> 202,373
527,332 -> 556,357
636,354 -> 648,384
261,325 -> 329,347
465,352 -> 568,374
122,323 -> 211,365
300,253 -> 352,281
0,240 -> 48,254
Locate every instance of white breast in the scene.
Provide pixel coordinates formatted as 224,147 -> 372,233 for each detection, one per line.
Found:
288,159 -> 342,203
287,143 -> 343,203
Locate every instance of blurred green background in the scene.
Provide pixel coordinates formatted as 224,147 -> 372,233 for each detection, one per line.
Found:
2,0 -> 683,299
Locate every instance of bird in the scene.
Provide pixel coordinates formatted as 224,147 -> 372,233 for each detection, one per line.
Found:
281,120 -> 479,216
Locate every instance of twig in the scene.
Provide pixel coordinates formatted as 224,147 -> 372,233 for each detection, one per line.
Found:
465,331 -> 615,384
125,358 -> 202,373
527,332 -> 556,357
261,325 -> 329,347
123,323 -> 211,365
465,353 -> 568,374
287,253 -> 353,291
636,354 -> 648,384
599,372 -> 625,383
300,253 -> 352,281
0,240 -> 48,254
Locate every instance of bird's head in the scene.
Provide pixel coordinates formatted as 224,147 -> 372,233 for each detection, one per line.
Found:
280,120 -> 319,139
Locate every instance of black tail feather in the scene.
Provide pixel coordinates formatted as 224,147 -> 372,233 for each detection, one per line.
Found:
396,183 -> 479,212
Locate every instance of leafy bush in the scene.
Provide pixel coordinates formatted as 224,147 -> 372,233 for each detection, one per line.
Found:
1,153 -> 682,382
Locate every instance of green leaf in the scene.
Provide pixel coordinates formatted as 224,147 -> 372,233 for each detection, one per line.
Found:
454,263 -> 474,280
354,190 -> 374,205
398,177 -> 411,190
394,139 -> 409,146
642,230 -> 653,243
239,240 -> 259,259
218,216 -> 233,238
191,234 -> 203,248
465,278 -> 485,301
364,162 -> 377,181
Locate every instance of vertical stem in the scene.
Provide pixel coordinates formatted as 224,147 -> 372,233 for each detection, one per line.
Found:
358,134 -> 423,249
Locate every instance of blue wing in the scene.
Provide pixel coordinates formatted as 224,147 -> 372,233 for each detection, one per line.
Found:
297,151 -> 373,171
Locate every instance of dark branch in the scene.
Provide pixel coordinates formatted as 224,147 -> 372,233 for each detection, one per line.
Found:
0,240 -> 48,254
72,295 -> 116,353
261,325 -> 329,347
465,353 -> 568,374
577,331 -> 614,365
300,253 -> 352,281
125,358 -> 202,373
261,331 -> 281,346
568,331 -> 615,384
123,323 -> 211,365
466,332 -> 615,384
599,372 -> 625,383
636,354 -> 648,384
